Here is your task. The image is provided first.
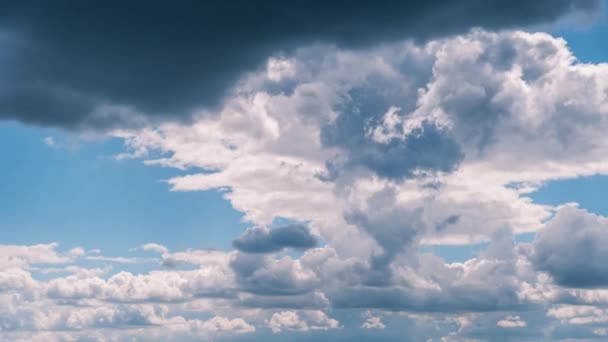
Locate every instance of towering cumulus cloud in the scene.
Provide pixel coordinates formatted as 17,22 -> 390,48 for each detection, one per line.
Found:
2,1 -> 608,341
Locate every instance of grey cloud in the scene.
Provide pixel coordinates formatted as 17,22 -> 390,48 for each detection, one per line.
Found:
230,252 -> 320,296
320,85 -> 464,180
344,188 -> 427,285
532,205 -> 608,288
326,228 -> 526,312
233,225 -> 318,254
0,0 -> 600,130
324,121 -> 464,180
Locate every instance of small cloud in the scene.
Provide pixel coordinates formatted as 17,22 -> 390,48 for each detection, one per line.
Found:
139,243 -> 169,255
361,311 -> 386,329
268,310 -> 339,333
266,58 -> 296,81
43,136 -> 57,148
67,247 -> 85,258
497,315 -> 527,328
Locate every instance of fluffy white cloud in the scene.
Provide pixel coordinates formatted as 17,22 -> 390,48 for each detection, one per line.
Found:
0,243 -> 71,269
547,305 -> 608,325
361,312 -> 386,329
187,316 -> 255,334
268,310 -> 339,333
496,315 -> 527,328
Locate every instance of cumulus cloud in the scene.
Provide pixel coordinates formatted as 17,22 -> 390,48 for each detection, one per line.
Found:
496,315 -> 527,328
547,305 -> 608,325
0,0 -> 599,130
268,310 -> 339,332
232,224 -> 318,253
117,29 -> 608,256
139,243 -> 232,268
231,253 -> 320,296
361,313 -> 386,329
0,243 -> 71,268
532,205 -> 608,288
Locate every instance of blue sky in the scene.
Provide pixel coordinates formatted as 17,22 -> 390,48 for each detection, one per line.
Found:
0,122 -> 248,254
2,1 -> 608,341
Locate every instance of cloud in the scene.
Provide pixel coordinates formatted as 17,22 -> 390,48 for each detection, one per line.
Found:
0,0 -> 600,129
268,310 -> 339,333
532,205 -> 608,288
140,243 -> 169,254
547,305 -> 608,325
361,313 -> 386,329
496,315 -> 527,328
233,224 -> 318,253
187,316 -> 256,334
230,253 -> 320,296
45,265 -> 236,302
0,243 -> 71,268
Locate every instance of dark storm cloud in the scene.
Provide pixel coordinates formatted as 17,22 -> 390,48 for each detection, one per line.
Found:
233,225 -> 318,254
0,0 -> 601,130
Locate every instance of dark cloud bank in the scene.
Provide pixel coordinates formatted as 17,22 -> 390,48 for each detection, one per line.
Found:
0,0 -> 600,130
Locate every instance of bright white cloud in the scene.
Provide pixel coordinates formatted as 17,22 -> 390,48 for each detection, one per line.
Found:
496,315 -> 527,328
268,310 -> 339,333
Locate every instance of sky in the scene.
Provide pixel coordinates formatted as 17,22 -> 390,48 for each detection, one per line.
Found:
1,1 -> 608,341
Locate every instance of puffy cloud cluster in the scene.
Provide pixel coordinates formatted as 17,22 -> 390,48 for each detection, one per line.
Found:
361,312 -> 386,329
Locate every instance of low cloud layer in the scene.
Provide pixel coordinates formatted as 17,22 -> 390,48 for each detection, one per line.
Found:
4,204 -> 608,341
